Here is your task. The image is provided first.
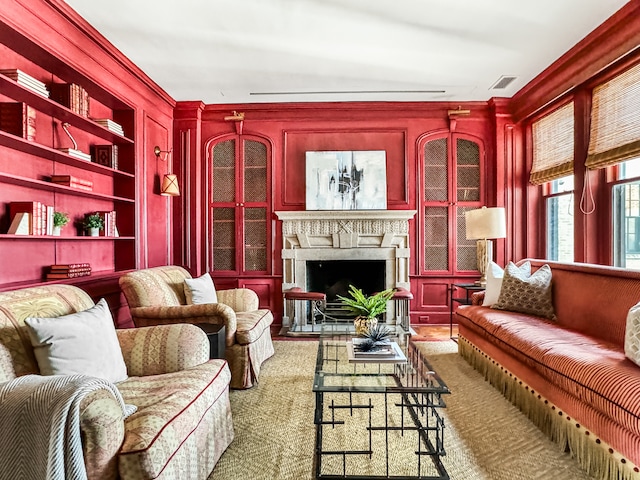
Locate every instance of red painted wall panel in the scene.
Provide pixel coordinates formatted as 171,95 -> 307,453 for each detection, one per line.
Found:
282,130 -> 408,208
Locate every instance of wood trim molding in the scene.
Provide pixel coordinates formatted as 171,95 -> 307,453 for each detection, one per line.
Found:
510,1 -> 640,122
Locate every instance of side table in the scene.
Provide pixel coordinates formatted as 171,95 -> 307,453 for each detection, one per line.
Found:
450,283 -> 484,340
195,323 -> 226,359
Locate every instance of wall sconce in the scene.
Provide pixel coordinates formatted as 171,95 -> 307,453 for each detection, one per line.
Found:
154,145 -> 180,196
465,206 -> 506,285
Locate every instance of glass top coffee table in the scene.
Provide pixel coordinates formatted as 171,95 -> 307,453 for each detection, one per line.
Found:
313,322 -> 450,479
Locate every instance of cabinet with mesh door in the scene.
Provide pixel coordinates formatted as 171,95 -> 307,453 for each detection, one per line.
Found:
208,135 -> 271,275
413,134 -> 485,325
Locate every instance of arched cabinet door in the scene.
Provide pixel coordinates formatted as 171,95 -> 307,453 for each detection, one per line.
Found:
420,134 -> 484,275
208,135 -> 271,275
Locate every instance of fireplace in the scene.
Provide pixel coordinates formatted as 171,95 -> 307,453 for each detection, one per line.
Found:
275,210 -> 416,329
306,260 -> 385,302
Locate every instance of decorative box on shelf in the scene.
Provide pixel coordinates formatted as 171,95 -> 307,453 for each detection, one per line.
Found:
91,144 -> 118,169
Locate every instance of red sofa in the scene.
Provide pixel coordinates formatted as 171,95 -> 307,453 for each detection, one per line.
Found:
455,260 -> 640,480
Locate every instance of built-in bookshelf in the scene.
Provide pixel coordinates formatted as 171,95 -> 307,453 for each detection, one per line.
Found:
0,36 -> 137,287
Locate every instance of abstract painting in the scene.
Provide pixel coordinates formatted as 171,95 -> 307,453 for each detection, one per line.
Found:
305,150 -> 387,210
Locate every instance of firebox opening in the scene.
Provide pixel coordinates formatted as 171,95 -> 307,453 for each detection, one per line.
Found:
306,260 -> 386,302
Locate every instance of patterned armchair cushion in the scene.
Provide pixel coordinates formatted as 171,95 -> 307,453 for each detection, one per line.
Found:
119,267 -> 191,309
217,288 -> 260,312
492,262 -> 556,320
117,323 -> 210,376
235,309 -> 274,345
117,360 -> 232,479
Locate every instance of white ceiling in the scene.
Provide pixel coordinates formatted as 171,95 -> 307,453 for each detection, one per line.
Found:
63,0 -> 628,105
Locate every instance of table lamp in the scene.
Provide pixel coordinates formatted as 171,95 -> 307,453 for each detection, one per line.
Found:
465,206 -> 506,285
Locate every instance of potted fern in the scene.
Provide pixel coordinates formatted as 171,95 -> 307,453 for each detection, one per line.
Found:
83,213 -> 104,237
337,285 -> 395,335
52,211 -> 69,236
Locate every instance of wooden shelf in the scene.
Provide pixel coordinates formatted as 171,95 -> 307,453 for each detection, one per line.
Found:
0,269 -> 134,292
0,131 -> 134,178
0,73 -> 134,145
0,234 -> 134,240
0,172 -> 134,203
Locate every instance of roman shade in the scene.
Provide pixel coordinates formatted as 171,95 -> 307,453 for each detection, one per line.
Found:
529,102 -> 574,185
586,61 -> 640,170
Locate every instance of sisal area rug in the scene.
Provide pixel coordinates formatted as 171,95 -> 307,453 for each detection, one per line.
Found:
209,340 -> 595,480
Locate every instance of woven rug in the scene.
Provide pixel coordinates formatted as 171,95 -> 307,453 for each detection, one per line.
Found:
209,340 -> 594,480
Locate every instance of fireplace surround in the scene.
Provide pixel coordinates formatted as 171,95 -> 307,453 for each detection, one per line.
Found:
275,210 -> 416,328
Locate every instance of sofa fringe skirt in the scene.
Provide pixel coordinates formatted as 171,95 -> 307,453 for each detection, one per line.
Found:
458,336 -> 640,480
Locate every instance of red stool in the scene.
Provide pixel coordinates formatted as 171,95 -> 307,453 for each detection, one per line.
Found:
283,287 -> 326,335
392,287 -> 413,333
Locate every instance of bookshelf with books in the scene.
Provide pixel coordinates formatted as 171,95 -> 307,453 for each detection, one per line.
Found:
0,10 -> 142,289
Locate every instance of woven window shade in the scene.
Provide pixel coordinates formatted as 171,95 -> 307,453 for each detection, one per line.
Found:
530,102 -> 574,185
586,62 -> 640,170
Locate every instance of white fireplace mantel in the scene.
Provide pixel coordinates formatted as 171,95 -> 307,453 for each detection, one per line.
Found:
275,210 -> 416,291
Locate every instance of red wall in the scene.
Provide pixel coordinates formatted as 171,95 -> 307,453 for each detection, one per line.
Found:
1,0 -> 176,325
174,101 -> 498,323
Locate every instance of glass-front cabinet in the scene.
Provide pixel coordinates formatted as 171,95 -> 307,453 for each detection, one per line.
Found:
209,135 -> 270,275
414,133 -> 484,324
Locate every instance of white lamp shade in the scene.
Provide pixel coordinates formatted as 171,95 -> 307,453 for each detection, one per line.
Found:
160,174 -> 180,196
465,207 -> 506,240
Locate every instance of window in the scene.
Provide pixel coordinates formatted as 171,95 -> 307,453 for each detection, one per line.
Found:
613,157 -> 640,268
546,176 -> 574,262
530,102 -> 574,185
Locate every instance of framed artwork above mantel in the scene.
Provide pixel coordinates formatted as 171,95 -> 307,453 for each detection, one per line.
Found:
305,150 -> 387,210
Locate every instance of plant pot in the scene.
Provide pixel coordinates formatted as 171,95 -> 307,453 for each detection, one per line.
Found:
89,227 -> 100,237
52,226 -> 61,236
354,315 -> 377,336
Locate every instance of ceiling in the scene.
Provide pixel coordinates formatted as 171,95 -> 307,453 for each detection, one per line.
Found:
63,0 -> 628,105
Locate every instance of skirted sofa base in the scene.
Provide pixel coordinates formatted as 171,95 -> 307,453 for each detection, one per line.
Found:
459,336 -> 639,480
456,260 -> 640,480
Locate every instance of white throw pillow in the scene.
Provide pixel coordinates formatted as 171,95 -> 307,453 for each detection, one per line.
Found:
184,272 -> 218,304
482,262 -> 504,306
624,301 -> 640,367
24,298 -> 128,383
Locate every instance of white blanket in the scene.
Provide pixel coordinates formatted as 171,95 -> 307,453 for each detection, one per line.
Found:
0,374 -> 129,480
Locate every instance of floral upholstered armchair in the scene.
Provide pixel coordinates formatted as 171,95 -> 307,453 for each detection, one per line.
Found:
119,265 -> 274,389
0,284 -> 233,480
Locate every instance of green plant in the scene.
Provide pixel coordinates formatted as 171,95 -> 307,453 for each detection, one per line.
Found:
337,285 -> 395,319
362,324 -> 392,343
52,211 -> 69,228
83,213 -> 104,230
355,326 -> 394,351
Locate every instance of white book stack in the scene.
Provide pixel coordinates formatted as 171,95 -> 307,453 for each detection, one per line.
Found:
92,118 -> 124,136
56,148 -> 92,162
0,69 -> 50,98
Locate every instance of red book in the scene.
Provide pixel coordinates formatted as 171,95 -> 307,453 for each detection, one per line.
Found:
0,102 -> 36,141
50,83 -> 88,116
46,271 -> 92,279
48,268 -> 92,275
50,263 -> 91,270
50,175 -> 93,188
